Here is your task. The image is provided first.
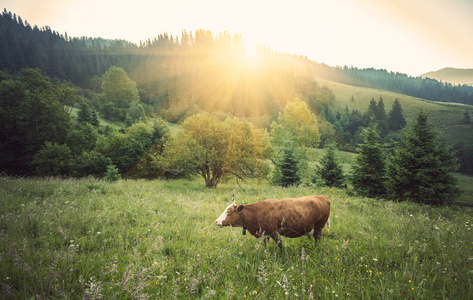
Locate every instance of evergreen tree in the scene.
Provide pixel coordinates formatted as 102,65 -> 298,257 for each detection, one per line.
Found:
275,145 -> 301,187
375,96 -> 388,135
367,98 -> 377,119
375,96 -> 387,122
350,122 -> 386,198
317,142 -> 345,188
386,109 -> 460,204
77,101 -> 91,123
462,110 -> 471,124
90,110 -> 100,126
388,98 -> 406,130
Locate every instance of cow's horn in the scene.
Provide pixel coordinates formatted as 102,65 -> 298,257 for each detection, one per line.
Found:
232,195 -> 236,206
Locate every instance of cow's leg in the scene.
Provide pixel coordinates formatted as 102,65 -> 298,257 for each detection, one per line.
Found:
271,232 -> 283,250
263,236 -> 270,246
313,228 -> 322,245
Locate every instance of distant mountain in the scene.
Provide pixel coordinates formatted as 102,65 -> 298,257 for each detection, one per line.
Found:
422,68 -> 473,86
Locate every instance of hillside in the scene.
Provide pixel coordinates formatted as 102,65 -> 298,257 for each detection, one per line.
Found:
422,68 -> 473,86
313,77 -> 473,146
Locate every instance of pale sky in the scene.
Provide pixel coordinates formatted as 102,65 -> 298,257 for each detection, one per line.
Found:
2,0 -> 473,76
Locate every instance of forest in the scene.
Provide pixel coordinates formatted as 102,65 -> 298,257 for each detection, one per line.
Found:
0,9 -> 470,198
1,9 -> 473,107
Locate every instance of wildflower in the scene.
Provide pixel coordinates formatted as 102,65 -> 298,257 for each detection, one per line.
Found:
373,258 -> 378,262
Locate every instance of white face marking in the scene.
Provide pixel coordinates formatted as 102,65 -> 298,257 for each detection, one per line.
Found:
215,202 -> 236,226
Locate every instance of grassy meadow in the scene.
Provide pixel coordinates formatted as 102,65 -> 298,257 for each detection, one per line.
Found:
1,176 -> 473,299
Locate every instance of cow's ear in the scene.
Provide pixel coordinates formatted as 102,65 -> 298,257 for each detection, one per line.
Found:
237,205 -> 244,212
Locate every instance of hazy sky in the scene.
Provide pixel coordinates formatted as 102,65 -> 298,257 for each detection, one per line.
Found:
2,0 -> 473,76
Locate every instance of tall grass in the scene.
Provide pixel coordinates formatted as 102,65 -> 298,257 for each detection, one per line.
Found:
1,176 -> 472,299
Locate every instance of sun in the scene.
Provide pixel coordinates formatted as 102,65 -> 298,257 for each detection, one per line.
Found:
244,41 -> 259,59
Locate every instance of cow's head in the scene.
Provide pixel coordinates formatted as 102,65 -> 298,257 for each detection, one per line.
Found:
215,199 -> 244,227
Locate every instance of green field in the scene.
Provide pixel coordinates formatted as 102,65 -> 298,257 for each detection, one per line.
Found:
1,177 -> 472,299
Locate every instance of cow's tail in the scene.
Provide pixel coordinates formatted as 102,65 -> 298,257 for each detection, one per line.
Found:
326,216 -> 331,232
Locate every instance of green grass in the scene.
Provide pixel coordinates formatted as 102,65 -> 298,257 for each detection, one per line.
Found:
1,177 -> 473,299
457,173 -> 473,204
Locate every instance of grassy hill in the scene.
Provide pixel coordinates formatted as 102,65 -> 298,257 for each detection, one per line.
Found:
422,68 -> 473,86
1,177 -> 472,299
314,77 -> 473,150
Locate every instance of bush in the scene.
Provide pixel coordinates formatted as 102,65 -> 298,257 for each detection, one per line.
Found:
104,165 -> 121,181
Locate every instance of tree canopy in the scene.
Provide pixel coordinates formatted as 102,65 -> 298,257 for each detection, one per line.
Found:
162,114 -> 270,187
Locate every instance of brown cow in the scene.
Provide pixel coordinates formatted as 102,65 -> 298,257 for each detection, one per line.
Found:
215,195 -> 330,248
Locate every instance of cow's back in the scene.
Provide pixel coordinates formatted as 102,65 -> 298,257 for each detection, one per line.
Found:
246,195 -> 330,238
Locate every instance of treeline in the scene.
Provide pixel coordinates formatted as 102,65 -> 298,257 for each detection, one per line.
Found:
1,9 -> 337,127
301,57 -> 473,105
322,97 -> 406,150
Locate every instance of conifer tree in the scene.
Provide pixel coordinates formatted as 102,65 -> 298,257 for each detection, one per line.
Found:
276,146 -> 301,187
77,102 -> 91,123
386,109 -> 460,204
317,142 -> 345,188
350,122 -> 386,198
388,98 -> 406,130
462,110 -> 471,124
90,110 -> 100,126
367,98 -> 377,119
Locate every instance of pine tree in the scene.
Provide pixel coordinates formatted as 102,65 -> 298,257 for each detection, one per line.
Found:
462,110 -> 471,124
386,108 -> 460,204
90,110 -> 99,126
77,102 -> 91,123
375,96 -> 388,136
275,146 -> 300,187
388,98 -> 406,130
317,142 -> 344,188
367,98 -> 377,120
350,122 -> 386,198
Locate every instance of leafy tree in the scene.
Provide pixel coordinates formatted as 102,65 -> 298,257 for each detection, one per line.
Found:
123,117 -> 171,179
350,122 -> 387,198
271,98 -> 320,148
163,114 -> 270,187
100,66 -> 139,121
317,142 -> 345,188
100,122 -> 157,174
271,99 -> 319,185
0,68 -> 72,175
32,142 -> 73,177
388,98 -> 407,130
71,150 -> 111,178
386,109 -> 460,204
65,123 -> 98,155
